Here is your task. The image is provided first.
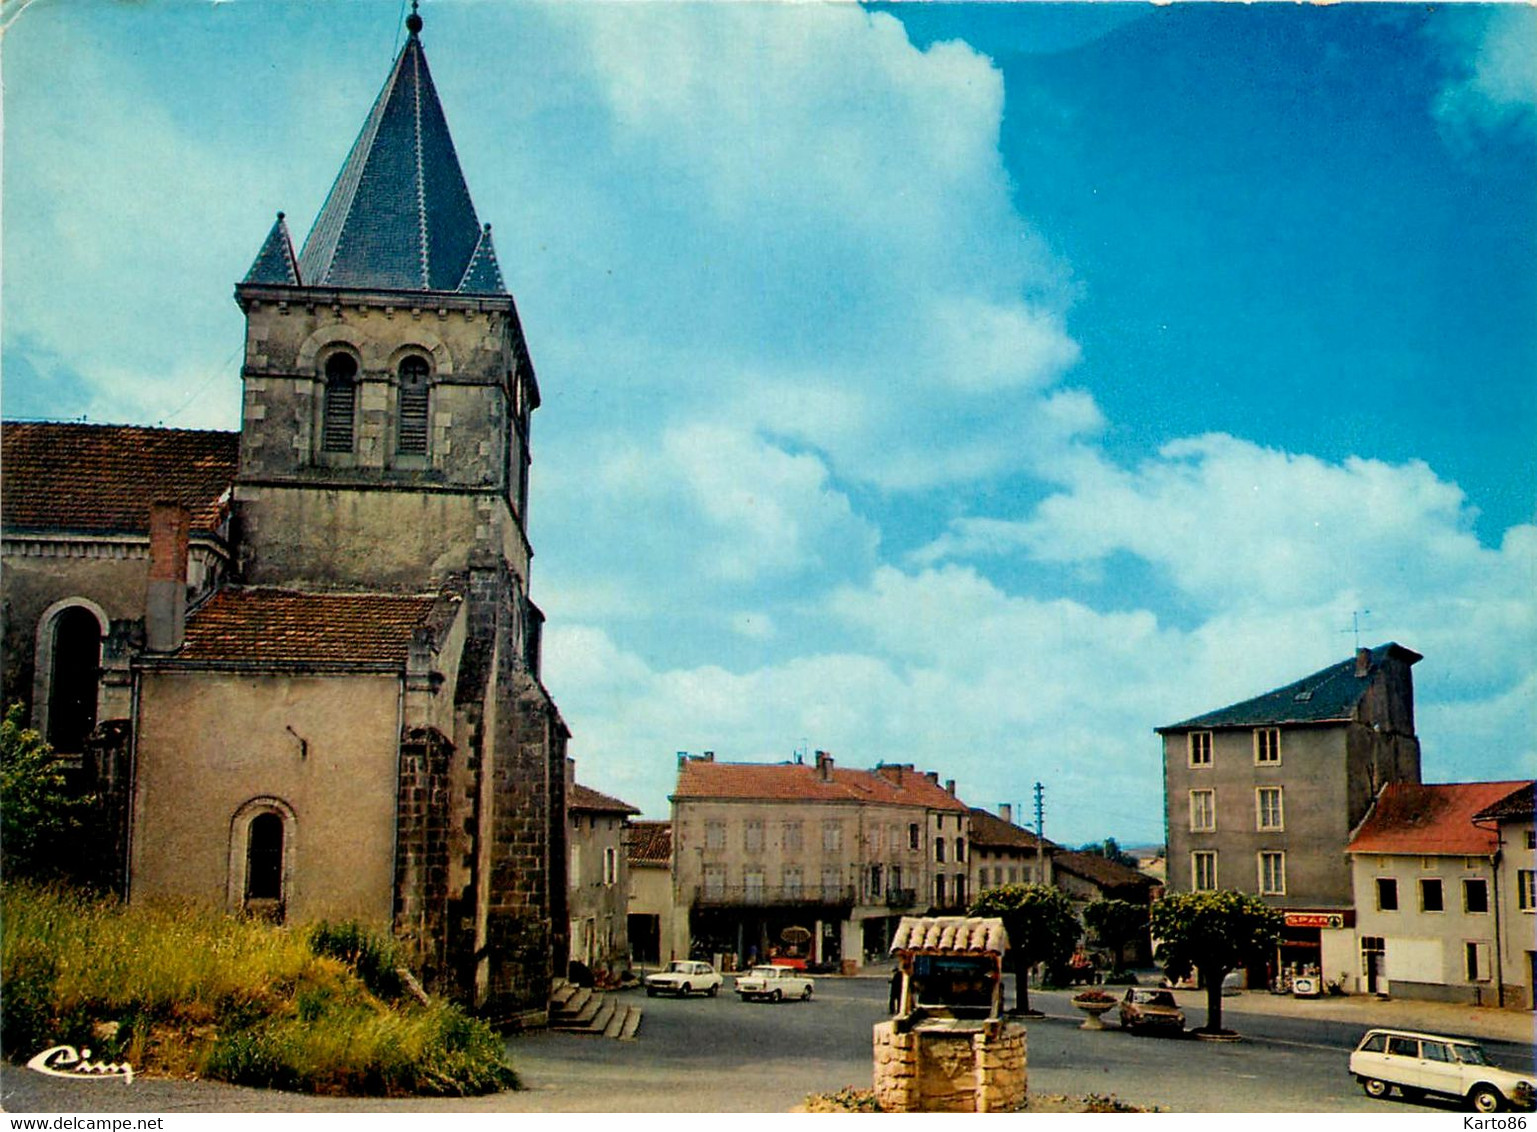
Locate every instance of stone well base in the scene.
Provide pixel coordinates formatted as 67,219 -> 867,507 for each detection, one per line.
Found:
873,1020 -> 1027,1113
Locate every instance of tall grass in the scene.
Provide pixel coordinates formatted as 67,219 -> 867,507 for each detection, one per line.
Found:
1,884 -> 516,1096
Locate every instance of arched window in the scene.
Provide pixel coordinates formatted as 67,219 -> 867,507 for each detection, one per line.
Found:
246,812 -> 284,901
396,355 -> 430,455
46,606 -> 102,753
321,352 -> 358,453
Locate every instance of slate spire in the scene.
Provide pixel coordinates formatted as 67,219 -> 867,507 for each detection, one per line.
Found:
292,6 -> 504,294
244,212 -> 301,286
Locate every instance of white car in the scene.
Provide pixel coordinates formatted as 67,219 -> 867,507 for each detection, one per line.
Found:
1350,1028 -> 1535,1113
644,960 -> 722,998
734,965 -> 815,1002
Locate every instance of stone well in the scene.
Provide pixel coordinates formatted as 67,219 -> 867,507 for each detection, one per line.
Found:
873,915 -> 1027,1113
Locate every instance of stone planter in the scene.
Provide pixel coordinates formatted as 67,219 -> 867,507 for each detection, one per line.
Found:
1071,997 -> 1116,1030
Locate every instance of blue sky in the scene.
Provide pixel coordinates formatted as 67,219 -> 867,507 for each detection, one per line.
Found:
4,1 -> 1534,844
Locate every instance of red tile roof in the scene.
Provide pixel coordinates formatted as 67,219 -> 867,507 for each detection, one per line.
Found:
570,782 -> 640,816
2,422 -> 238,534
967,807 -> 1055,852
626,821 -> 672,865
169,588 -> 439,668
673,758 -> 968,812
1053,850 -> 1157,893
1474,782 -> 1536,822
1347,781 -> 1532,857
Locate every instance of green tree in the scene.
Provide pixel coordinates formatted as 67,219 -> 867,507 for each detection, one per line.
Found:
1149,890 -> 1283,1035
968,883 -> 1079,1015
1081,898 -> 1147,973
0,704 -> 93,880
1078,837 -> 1139,869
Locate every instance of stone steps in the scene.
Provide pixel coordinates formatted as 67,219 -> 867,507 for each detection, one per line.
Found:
548,978 -> 642,1039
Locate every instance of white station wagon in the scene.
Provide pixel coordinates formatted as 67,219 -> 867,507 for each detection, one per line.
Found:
734,965 -> 815,1002
644,960 -> 722,998
1349,1028 -> 1535,1113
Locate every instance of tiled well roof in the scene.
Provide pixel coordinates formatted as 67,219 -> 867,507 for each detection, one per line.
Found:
673,758 -> 969,812
570,782 -> 640,816
1053,850 -> 1157,893
170,588 -> 439,668
2,422 -> 238,535
967,807 -> 1055,852
890,916 -> 1008,955
294,21 -> 499,295
1347,781 -> 1532,857
1473,782 -> 1536,823
626,821 -> 672,866
1157,643 -> 1422,731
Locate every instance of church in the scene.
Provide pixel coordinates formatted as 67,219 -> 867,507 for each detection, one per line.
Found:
1,8 -> 569,1024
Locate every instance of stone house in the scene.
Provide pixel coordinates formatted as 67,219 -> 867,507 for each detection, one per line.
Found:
1158,643 -> 1423,985
1348,780 -> 1533,1006
967,805 -> 1054,893
1051,850 -> 1159,968
0,11 -> 569,1023
669,752 -> 970,971
567,772 -> 640,982
1471,782 -> 1536,1009
626,820 -> 677,967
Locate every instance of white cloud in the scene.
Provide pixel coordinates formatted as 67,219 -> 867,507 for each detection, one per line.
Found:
1431,7 -> 1537,142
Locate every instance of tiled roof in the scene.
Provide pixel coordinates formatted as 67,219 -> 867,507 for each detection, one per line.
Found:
1053,850 -> 1157,893
967,807 -> 1055,852
1473,782 -> 1536,822
1347,781 -> 1532,857
626,821 -> 672,866
570,782 -> 640,816
1,422 -> 238,535
295,21 -> 498,295
171,588 -> 439,668
672,758 -> 969,812
1157,643 -> 1421,731
890,916 -> 1008,955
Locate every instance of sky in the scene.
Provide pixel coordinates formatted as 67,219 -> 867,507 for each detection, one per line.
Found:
4,0 -> 1534,845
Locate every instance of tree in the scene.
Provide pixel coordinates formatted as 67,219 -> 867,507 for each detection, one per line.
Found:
0,704 -> 93,880
1149,890 -> 1284,1035
1078,837 -> 1139,869
968,883 -> 1079,1015
1082,898 -> 1147,973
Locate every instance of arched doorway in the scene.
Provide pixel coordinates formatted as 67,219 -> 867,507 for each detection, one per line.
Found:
46,606 -> 102,753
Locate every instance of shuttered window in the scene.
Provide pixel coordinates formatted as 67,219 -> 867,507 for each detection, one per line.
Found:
397,355 -> 430,454
322,353 -> 358,452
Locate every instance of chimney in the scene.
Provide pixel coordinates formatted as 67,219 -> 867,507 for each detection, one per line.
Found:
816,750 -> 833,781
999,803 -> 1012,824
925,770 -> 939,785
1355,647 -> 1371,678
566,756 -> 576,794
146,502 -> 191,652
876,763 -> 907,786
703,750 -> 715,761
676,750 -> 689,767
945,779 -> 956,795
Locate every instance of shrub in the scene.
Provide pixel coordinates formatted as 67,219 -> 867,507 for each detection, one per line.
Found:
1,884 -> 516,1095
308,921 -> 405,1000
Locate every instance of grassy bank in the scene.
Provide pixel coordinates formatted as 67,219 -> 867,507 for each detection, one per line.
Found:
0,884 -> 516,1096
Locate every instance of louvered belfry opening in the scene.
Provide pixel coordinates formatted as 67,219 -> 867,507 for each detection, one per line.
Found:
397,355 -> 430,455
322,353 -> 358,453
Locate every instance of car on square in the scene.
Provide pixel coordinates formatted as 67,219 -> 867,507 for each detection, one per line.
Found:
1349,1028 -> 1535,1113
1118,988 -> 1186,1035
644,960 -> 723,998
734,965 -> 815,1002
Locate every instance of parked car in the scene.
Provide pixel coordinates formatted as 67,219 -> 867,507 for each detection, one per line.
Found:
1349,1029 -> 1536,1113
1118,987 -> 1185,1034
734,965 -> 815,1002
644,960 -> 722,998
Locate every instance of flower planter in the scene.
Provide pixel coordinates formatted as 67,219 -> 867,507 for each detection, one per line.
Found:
1071,996 -> 1116,1030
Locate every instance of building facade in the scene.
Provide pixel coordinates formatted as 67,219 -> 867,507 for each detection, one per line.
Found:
0,11 -> 569,1023
1348,780 -> 1530,1005
967,805 -> 1054,893
626,820 -> 677,967
1158,644 -> 1423,983
567,774 -> 640,982
669,752 -> 970,971
1473,782 -> 1535,1009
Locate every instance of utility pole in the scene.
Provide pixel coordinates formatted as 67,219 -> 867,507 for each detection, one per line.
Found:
1033,782 -> 1045,885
